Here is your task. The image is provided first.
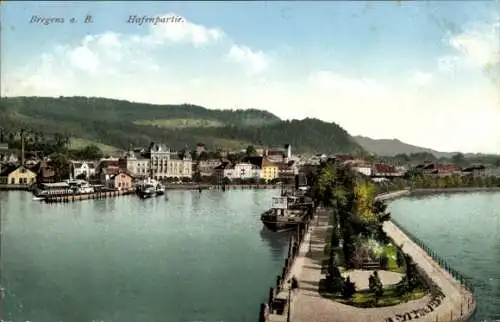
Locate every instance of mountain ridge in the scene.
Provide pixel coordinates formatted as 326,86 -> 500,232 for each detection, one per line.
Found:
0,96 -> 363,155
353,135 -> 498,158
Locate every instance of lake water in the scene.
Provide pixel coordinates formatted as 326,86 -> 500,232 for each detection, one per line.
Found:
388,192 -> 500,322
0,189 -> 291,322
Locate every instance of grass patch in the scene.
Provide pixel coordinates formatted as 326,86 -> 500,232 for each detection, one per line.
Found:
69,138 -> 119,154
383,244 -> 405,273
134,118 -> 224,129
319,280 -> 427,308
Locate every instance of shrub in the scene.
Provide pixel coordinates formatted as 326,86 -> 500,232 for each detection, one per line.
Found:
341,276 -> 356,299
379,255 -> 389,269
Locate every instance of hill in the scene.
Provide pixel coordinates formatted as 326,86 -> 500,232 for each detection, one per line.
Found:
353,136 -> 453,158
0,96 -> 363,154
353,136 -> 499,163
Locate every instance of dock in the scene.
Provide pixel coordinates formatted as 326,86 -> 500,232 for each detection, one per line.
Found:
43,188 -> 136,203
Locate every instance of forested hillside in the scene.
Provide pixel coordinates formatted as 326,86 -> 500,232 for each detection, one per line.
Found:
0,96 -> 363,154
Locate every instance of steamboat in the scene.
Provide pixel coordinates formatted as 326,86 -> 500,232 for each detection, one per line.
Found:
260,188 -> 314,232
136,178 -> 166,199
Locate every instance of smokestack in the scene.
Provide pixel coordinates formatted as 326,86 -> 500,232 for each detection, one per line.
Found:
21,129 -> 25,167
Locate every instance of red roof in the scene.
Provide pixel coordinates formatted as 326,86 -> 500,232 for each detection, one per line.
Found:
435,164 -> 461,173
374,163 -> 397,174
424,163 -> 461,173
335,154 -> 354,162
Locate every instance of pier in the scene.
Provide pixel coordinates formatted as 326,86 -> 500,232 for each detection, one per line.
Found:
261,191 -> 477,322
43,188 -> 136,203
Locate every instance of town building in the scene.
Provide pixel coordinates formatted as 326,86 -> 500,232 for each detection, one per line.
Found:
0,165 -> 37,185
213,161 -> 233,184
230,162 -> 261,180
119,150 -> 150,179
346,160 -> 373,177
422,163 -> 462,177
146,143 -> 193,180
462,165 -> 486,177
372,163 -> 402,178
109,170 -> 134,190
263,144 -> 292,163
197,159 -> 223,178
168,151 -> 193,179
277,161 -> 299,184
71,161 -> 96,180
30,160 -> 57,183
245,156 -> 279,182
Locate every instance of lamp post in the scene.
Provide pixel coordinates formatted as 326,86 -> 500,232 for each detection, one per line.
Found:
287,280 -> 292,322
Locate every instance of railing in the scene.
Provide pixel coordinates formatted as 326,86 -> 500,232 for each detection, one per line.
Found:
389,217 -> 477,322
258,210 -> 315,322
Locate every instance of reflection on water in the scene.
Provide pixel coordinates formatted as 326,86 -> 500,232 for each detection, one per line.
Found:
388,192 -> 500,321
1,189 -> 288,322
260,227 -> 293,261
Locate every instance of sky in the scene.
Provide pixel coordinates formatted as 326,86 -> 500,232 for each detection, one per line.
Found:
1,1 -> 499,154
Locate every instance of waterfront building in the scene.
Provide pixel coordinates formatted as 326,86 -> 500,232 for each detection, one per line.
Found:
213,161 -> 233,184
230,162 -> 261,180
109,170 -> 134,190
147,143 -> 193,180
196,159 -> 221,178
244,156 -> 279,182
168,150 -> 193,179
99,167 -> 120,186
0,165 -> 37,185
119,149 -> 150,179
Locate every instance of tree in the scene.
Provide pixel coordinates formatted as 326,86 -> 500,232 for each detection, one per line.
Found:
50,154 -> 71,182
369,271 -> 384,302
245,145 -> 257,156
341,276 -> 356,299
73,144 -> 103,160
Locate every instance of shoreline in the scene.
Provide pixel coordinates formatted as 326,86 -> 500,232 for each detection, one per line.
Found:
265,190 -> 478,321
0,183 -> 288,192
377,190 -> 477,321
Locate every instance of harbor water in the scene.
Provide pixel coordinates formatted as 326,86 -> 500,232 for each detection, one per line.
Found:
388,191 -> 500,321
0,189 -> 292,322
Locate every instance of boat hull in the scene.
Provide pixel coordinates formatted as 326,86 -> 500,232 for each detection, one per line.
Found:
260,209 -> 311,233
261,219 -> 301,232
138,191 -> 154,199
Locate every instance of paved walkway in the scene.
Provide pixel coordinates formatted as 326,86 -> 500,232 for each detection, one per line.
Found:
267,205 -> 475,322
383,221 -> 475,321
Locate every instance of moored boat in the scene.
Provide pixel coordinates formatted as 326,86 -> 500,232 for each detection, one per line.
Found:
260,192 -> 314,232
136,179 -> 166,199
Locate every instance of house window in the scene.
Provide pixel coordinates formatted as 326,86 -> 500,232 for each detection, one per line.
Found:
10,178 -> 15,184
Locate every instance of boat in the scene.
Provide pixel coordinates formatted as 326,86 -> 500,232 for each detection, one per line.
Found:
32,180 -> 95,198
32,196 -> 46,201
136,179 -> 166,199
260,190 -> 314,232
